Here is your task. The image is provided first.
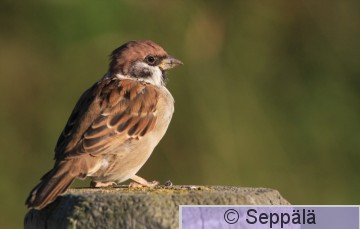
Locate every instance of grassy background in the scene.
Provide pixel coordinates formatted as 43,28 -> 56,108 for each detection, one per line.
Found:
1,0 -> 359,228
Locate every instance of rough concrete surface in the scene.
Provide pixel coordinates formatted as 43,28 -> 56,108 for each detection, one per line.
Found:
24,185 -> 290,229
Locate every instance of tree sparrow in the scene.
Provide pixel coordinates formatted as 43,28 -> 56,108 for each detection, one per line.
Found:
26,40 -> 182,209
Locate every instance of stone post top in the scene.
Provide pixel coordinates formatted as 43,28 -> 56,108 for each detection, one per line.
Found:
25,186 -> 289,229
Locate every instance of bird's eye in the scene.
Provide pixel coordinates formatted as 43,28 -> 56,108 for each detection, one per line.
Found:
145,55 -> 156,65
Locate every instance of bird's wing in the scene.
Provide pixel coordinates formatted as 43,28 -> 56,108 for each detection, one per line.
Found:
54,78 -> 159,160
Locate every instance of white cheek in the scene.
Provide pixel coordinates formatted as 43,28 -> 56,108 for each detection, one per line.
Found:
146,66 -> 163,86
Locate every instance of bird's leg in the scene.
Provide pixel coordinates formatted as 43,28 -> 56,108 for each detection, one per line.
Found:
129,175 -> 159,188
90,181 -> 116,188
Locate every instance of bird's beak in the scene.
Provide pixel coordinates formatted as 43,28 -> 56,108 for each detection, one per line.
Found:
158,56 -> 183,70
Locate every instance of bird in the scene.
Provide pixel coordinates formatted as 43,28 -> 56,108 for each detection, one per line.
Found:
25,40 -> 182,209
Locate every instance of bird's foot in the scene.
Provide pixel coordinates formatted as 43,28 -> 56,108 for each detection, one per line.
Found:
90,181 -> 116,188
129,175 -> 159,188
129,181 -> 159,188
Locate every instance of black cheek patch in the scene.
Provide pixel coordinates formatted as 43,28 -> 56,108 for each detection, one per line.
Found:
140,68 -> 151,78
129,66 -> 152,78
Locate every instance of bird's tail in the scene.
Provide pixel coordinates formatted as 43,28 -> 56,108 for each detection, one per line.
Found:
25,160 -> 78,209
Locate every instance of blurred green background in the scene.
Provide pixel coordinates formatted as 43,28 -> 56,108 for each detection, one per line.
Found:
1,0 -> 359,228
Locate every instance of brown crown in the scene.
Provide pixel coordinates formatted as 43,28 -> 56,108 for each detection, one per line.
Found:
109,40 -> 168,75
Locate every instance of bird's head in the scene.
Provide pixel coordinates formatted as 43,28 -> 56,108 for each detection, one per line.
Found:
108,40 -> 182,86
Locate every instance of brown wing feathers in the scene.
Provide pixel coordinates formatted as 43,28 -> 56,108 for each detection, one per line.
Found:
80,79 -> 158,156
26,78 -> 159,209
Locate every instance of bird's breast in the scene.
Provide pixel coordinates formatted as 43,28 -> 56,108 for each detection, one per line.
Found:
89,86 -> 174,182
